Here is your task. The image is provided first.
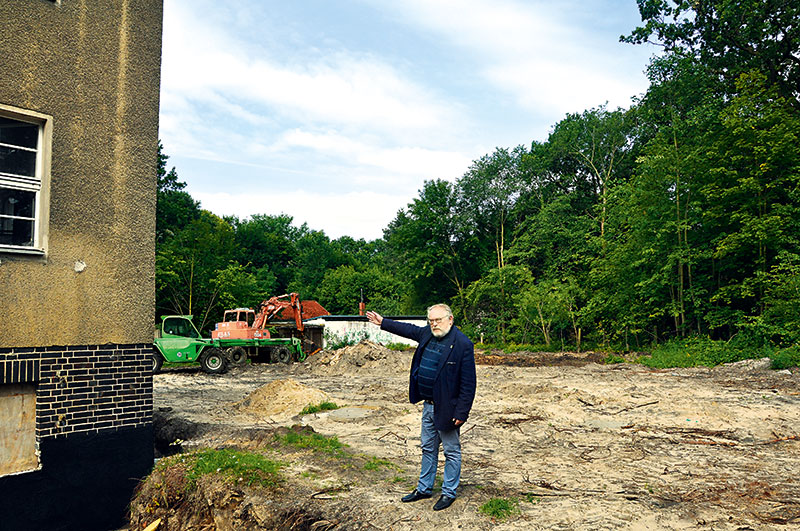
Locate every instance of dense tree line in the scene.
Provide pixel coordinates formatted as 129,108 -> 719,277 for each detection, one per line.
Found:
156,0 -> 800,350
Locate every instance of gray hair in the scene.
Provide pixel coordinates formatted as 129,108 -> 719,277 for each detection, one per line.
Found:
426,303 -> 453,318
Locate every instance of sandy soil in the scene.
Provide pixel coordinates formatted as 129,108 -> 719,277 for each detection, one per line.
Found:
141,342 -> 800,530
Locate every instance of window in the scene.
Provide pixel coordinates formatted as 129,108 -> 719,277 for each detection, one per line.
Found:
0,105 -> 52,255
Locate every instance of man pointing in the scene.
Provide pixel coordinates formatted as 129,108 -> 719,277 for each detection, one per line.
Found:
366,304 -> 476,511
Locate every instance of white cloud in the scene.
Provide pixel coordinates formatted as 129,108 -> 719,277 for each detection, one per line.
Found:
275,129 -> 472,181
193,189 -> 412,241
161,3 -> 458,135
372,0 -> 650,115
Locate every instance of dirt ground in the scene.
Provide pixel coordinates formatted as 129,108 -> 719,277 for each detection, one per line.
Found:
137,342 -> 800,530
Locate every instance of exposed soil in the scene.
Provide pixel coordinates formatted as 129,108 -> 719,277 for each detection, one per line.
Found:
132,342 -> 800,530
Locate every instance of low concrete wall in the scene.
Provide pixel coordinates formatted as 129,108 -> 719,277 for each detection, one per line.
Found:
310,316 -> 427,348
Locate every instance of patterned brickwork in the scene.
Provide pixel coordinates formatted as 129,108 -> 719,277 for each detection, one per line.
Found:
0,344 -> 153,439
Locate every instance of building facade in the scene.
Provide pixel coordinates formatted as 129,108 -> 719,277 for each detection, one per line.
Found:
0,1 -> 162,529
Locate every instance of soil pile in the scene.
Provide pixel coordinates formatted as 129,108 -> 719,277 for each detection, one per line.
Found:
232,379 -> 328,419
304,340 -> 411,375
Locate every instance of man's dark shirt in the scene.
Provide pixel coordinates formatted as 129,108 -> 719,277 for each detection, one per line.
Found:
416,332 -> 450,400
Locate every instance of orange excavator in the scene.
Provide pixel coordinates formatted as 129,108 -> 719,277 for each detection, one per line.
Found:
212,293 -> 328,362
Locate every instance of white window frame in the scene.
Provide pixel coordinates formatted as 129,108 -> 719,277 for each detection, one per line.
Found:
0,104 -> 52,256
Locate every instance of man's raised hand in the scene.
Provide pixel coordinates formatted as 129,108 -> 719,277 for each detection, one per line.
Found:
366,311 -> 383,326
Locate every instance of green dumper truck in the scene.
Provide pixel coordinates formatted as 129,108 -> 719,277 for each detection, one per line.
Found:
153,315 -> 303,374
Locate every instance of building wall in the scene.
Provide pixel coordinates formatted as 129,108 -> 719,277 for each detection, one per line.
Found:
0,0 -> 162,347
0,1 -> 162,529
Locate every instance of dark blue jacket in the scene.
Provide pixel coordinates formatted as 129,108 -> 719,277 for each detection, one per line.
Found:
381,318 -> 476,431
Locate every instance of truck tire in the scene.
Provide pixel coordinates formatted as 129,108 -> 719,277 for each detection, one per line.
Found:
152,349 -> 164,374
276,347 -> 292,364
200,348 -> 227,374
227,346 -> 248,366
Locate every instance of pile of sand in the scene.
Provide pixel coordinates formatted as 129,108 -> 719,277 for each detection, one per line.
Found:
232,378 -> 328,418
304,340 -> 411,375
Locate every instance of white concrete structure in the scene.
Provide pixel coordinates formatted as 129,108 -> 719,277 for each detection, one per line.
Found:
308,315 -> 427,348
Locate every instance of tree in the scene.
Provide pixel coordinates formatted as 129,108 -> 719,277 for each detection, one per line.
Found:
623,0 -> 800,111
317,265 -> 407,315
156,142 -> 200,242
384,179 -> 481,313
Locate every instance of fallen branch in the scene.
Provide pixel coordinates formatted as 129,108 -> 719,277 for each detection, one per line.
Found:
311,483 -> 353,499
758,434 -> 800,445
613,400 -> 659,414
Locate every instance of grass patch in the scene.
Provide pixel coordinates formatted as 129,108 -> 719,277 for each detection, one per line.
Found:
180,448 -> 283,490
363,457 -> 393,471
300,401 -> 340,415
391,475 -> 406,483
478,497 -> 519,520
384,342 -> 413,351
275,427 -> 348,456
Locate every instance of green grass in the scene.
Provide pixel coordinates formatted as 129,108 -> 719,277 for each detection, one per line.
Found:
180,448 -> 283,489
300,401 -> 340,415
363,457 -> 393,471
478,497 -> 519,520
275,427 -> 348,456
384,342 -> 413,351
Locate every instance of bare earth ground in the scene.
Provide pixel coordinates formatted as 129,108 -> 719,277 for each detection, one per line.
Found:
134,342 -> 800,530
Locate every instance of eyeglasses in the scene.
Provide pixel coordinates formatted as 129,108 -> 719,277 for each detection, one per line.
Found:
428,316 -> 451,325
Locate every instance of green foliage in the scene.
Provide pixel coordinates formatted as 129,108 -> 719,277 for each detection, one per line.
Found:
638,336 -> 770,368
318,265 -> 406,315
300,401 -> 340,415
478,497 -> 519,520
181,448 -> 283,490
770,347 -> 800,370
604,354 -> 626,364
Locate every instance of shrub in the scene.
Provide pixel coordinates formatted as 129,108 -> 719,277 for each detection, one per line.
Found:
604,353 -> 626,364
639,336 -> 770,368
770,346 -> 800,370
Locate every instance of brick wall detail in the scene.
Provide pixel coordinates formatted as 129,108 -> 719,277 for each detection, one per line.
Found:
0,343 -> 153,439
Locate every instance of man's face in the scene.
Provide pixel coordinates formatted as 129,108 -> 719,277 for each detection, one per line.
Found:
428,309 -> 453,338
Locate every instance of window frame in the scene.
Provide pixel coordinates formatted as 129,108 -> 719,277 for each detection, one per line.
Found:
0,104 -> 52,256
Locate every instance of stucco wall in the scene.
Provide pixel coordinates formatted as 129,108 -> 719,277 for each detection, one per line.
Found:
0,0 -> 163,347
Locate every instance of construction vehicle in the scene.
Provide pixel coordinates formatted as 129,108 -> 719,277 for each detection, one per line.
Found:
152,313 -> 303,374
212,293 -> 328,361
153,315 -> 229,374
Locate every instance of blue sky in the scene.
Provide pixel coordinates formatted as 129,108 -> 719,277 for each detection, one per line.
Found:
159,0 -> 656,240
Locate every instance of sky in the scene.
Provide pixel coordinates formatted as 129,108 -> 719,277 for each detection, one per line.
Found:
159,0 -> 657,241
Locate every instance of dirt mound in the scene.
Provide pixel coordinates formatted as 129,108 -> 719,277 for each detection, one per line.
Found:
232,379 -> 328,418
304,340 -> 411,375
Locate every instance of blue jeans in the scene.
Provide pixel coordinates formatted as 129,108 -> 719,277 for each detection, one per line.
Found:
417,401 -> 461,498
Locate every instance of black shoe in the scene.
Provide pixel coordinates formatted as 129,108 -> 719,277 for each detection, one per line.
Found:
401,489 -> 432,503
433,495 -> 456,511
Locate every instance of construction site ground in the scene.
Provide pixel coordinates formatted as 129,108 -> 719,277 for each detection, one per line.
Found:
133,342 -> 800,530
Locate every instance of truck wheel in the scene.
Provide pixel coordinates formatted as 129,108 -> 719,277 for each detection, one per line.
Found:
152,349 -> 164,374
200,348 -> 227,374
276,347 -> 292,364
227,346 -> 248,365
